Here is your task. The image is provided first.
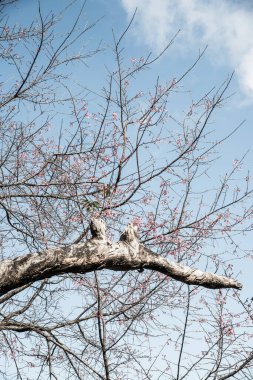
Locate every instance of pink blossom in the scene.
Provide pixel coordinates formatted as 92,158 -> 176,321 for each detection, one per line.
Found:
132,216 -> 141,227
102,156 -> 110,163
225,326 -> 234,336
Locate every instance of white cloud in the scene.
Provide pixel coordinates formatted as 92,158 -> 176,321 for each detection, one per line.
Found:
121,0 -> 253,98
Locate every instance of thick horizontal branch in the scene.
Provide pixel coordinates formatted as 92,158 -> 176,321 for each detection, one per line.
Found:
0,221 -> 242,296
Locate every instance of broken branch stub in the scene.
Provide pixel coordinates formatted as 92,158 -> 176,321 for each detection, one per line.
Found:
90,218 -> 107,240
120,223 -> 139,251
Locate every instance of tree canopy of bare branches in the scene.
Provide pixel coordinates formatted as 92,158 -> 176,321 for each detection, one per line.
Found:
0,1 -> 252,379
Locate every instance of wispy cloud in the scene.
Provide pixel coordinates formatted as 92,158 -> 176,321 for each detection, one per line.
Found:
121,0 -> 253,99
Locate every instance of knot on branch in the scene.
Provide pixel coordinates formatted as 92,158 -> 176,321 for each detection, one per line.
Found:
120,223 -> 139,251
90,218 -> 106,240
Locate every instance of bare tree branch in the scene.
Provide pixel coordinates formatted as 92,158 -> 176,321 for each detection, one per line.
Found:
219,351 -> 253,380
0,221 -> 242,296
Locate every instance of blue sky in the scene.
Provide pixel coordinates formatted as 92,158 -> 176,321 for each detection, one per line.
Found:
62,0 -> 252,156
11,0 -> 253,105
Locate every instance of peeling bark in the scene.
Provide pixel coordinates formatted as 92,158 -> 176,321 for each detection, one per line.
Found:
0,222 -> 242,296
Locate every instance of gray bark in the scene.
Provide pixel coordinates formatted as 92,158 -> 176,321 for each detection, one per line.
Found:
0,221 -> 242,296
